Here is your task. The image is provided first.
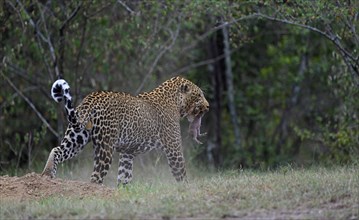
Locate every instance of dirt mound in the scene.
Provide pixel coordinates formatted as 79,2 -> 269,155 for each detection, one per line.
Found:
0,173 -> 116,201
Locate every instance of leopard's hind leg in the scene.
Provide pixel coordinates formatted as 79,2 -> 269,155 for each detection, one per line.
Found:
42,125 -> 90,178
117,153 -> 135,186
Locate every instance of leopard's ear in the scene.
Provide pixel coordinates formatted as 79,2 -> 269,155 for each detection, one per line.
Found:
179,83 -> 190,93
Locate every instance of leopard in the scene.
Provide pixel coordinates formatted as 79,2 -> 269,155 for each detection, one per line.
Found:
41,76 -> 209,185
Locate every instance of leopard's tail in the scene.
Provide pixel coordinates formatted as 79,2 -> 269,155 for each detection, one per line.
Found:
51,79 -> 77,124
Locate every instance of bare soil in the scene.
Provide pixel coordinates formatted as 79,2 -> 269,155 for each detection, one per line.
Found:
0,172 -> 115,202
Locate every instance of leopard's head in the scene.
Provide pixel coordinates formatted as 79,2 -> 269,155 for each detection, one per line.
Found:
175,77 -> 209,122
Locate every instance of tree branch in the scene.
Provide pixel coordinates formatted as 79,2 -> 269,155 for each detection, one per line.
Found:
116,0 -> 136,15
253,12 -> 358,68
2,73 -> 59,138
60,4 -> 82,31
172,47 -> 240,76
135,25 -> 180,94
182,14 -> 259,53
59,4 -> 82,78
16,0 -> 60,80
4,0 -> 25,30
5,1 -> 52,79
36,1 -> 60,79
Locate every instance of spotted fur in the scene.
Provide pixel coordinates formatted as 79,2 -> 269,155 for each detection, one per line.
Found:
42,76 -> 209,185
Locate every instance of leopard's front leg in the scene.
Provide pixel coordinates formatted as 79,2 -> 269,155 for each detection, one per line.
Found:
162,144 -> 187,182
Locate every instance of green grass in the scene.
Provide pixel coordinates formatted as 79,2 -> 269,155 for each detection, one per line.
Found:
1,165 -> 358,219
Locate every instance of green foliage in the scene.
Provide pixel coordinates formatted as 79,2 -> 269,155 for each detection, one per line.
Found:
214,0 -> 358,168
0,0 -> 358,173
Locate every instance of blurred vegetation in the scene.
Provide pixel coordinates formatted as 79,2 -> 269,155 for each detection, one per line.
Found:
0,0 -> 358,174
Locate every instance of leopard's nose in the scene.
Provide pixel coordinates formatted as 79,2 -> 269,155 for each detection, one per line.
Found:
204,103 -> 209,112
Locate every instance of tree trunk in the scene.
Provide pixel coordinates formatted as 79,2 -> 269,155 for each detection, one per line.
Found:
274,53 -> 308,155
222,24 -> 241,148
206,29 -> 224,167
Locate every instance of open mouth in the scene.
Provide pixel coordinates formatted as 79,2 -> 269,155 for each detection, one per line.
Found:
187,106 -> 206,122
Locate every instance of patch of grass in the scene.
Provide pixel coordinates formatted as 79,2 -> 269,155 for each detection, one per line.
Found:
1,165 -> 358,219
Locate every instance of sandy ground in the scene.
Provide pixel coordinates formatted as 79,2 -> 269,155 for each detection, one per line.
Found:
0,172 -> 115,202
